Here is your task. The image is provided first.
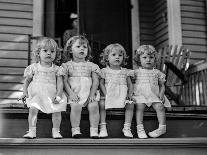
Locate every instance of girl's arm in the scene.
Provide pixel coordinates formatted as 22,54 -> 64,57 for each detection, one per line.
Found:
53,76 -> 64,104
18,76 -> 32,103
88,72 -> 99,102
127,76 -> 134,100
99,78 -> 106,97
158,80 -> 165,101
63,75 -> 79,102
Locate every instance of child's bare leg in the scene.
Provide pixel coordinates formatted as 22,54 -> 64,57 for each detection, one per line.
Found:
148,102 -> 166,138
70,102 -> 82,138
23,107 -> 38,138
122,103 -> 134,138
99,99 -> 108,138
88,101 -> 99,138
136,103 -> 148,138
52,112 -> 62,139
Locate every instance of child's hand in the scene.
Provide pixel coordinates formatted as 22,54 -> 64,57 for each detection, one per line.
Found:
17,93 -> 28,104
69,91 -> 80,103
159,93 -> 164,102
53,96 -> 62,104
88,92 -> 96,103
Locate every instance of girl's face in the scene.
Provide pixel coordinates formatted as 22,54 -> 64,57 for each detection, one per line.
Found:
140,52 -> 155,69
108,50 -> 124,68
71,39 -> 88,62
39,48 -> 56,65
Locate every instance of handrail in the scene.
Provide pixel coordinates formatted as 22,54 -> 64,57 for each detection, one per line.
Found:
187,60 -> 207,75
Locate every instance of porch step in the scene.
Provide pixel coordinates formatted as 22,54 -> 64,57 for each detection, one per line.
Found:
1,108 -> 207,138
0,138 -> 207,155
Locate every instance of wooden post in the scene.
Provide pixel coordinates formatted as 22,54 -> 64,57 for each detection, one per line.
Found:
33,0 -> 44,36
131,0 -> 140,69
167,0 -> 182,46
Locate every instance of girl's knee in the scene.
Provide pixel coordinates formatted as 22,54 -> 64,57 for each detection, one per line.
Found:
71,104 -> 82,113
136,104 -> 145,111
99,99 -> 105,110
126,103 -> 134,111
29,108 -> 38,115
88,101 -> 99,113
153,103 -> 165,112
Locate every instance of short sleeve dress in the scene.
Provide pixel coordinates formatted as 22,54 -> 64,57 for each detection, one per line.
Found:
101,67 -> 134,109
24,63 -> 67,113
133,68 -> 171,107
60,61 -> 101,106
134,68 -> 171,107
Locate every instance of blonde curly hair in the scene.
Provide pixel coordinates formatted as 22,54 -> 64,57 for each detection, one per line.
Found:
100,43 -> 128,67
63,35 -> 92,62
134,45 -> 158,67
32,37 -> 62,65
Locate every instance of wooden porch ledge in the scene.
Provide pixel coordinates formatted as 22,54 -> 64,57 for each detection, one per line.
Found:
0,138 -> 207,148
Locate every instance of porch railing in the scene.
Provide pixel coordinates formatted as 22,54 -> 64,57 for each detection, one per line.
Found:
182,61 -> 207,106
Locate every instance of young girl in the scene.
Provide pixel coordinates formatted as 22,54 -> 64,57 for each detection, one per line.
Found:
133,45 -> 171,138
61,35 -> 100,138
19,37 -> 67,139
99,43 -> 134,138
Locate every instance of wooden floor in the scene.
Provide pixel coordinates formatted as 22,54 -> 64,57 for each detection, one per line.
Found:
0,138 -> 207,155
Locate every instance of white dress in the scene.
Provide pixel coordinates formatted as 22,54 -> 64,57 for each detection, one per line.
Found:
101,67 -> 134,109
133,68 -> 171,107
61,61 -> 101,106
24,63 -> 67,113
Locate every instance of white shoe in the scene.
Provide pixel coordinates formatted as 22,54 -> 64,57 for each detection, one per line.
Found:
122,128 -> 133,138
90,127 -> 99,139
137,124 -> 148,139
23,127 -> 36,139
72,127 -> 81,138
52,128 -> 63,139
99,127 -> 108,138
148,126 -> 166,138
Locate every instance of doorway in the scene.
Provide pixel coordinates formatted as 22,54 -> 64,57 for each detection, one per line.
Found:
55,0 -> 77,46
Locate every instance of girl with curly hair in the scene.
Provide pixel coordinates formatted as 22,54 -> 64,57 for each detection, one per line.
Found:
19,37 -> 67,139
99,43 -> 134,138
133,45 -> 171,139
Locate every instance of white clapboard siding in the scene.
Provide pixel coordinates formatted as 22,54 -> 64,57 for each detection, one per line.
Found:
139,0 -> 168,49
181,0 -> 207,63
0,0 -> 33,105
153,0 -> 168,49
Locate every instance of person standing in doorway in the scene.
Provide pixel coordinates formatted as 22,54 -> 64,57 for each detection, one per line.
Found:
63,13 -> 78,46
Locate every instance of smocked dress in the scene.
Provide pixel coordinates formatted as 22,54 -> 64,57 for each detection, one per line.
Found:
101,67 -> 134,109
61,61 -> 101,106
133,68 -> 171,107
24,63 -> 67,113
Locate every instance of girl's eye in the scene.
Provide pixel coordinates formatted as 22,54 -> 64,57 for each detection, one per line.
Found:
51,50 -> 55,53
112,54 -> 116,56
83,45 -> 87,48
119,54 -> 123,57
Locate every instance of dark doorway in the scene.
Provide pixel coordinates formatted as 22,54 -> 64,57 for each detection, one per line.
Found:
79,0 -> 132,68
55,0 -> 77,46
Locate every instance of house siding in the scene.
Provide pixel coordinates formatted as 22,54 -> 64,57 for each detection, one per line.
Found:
139,0 -> 168,49
181,0 -> 207,63
0,0 -> 33,104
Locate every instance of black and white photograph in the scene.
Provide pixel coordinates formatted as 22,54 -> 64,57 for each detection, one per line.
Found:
0,0 -> 207,154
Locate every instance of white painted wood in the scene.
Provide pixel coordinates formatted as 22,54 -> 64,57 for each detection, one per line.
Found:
33,0 -> 44,36
131,0 -> 140,69
167,0 -> 182,46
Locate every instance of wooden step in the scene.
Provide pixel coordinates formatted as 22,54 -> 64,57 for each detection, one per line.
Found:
0,138 -> 207,155
1,108 -> 207,138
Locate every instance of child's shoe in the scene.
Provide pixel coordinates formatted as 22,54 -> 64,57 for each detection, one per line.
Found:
99,123 -> 108,138
90,127 -> 99,139
72,127 -> 81,138
23,127 -> 36,139
137,124 -> 148,139
52,128 -> 63,139
148,125 -> 166,138
122,123 -> 133,138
